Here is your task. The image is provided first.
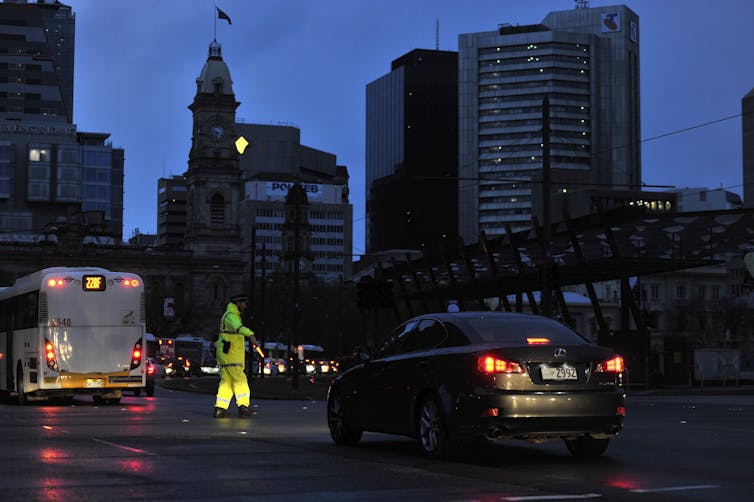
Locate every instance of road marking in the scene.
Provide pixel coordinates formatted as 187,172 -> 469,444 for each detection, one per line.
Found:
92,438 -> 155,455
501,494 -> 602,501
630,484 -> 719,493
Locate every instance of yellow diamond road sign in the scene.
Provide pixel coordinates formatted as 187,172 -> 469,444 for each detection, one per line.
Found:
235,135 -> 249,154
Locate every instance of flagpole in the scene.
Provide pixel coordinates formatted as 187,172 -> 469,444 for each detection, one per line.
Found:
214,4 -> 217,40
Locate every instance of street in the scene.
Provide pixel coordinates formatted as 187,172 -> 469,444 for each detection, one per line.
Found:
0,386 -> 752,501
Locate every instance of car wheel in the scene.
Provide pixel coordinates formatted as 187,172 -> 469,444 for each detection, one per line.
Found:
146,385 -> 154,397
564,436 -> 610,458
16,366 -> 26,406
417,395 -> 450,459
327,391 -> 362,445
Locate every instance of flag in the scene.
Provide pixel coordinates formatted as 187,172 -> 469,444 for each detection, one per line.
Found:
217,7 -> 232,25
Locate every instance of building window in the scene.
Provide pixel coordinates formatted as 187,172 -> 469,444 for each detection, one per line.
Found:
712,286 -> 720,300
0,142 -> 13,199
650,284 -> 659,299
29,147 -> 50,162
676,284 -> 686,299
699,191 -> 706,201
210,193 -> 224,225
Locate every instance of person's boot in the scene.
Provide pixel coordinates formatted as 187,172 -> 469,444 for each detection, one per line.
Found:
238,405 -> 253,418
214,407 -> 229,418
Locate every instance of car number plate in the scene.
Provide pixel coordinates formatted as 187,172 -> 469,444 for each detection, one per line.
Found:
85,378 -> 103,388
541,366 -> 577,380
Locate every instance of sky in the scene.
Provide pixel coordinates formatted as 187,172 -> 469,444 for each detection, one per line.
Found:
63,0 -> 754,256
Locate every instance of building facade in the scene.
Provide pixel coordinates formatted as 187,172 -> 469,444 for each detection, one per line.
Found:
156,175 -> 187,248
671,187 -> 742,212
0,0 -> 123,243
237,123 -> 352,282
458,4 -> 641,242
366,49 -> 458,253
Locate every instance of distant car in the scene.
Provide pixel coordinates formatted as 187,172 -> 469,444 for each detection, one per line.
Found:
164,357 -> 198,377
144,357 -> 156,396
130,357 -> 156,397
327,312 -> 626,459
200,357 -> 220,375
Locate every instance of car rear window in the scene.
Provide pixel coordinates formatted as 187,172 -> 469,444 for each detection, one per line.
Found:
462,316 -> 589,345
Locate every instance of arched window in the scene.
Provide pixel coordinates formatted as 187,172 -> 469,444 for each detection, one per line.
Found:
211,193 -> 224,225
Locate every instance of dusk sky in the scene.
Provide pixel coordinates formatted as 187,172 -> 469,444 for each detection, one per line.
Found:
64,0 -> 754,256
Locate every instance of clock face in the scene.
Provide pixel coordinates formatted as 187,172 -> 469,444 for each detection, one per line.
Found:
210,124 -> 225,141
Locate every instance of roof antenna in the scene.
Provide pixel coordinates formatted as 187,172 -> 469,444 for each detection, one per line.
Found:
435,17 -> 439,50
575,0 -> 589,8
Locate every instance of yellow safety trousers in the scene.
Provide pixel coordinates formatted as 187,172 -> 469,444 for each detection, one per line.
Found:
214,364 -> 250,409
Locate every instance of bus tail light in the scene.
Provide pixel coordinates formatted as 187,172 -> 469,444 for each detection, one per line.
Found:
595,355 -> 625,373
47,278 -> 66,288
45,338 -> 59,371
130,339 -> 143,370
477,355 -> 525,374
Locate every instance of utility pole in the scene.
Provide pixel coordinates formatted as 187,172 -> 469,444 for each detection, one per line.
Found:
292,197 -> 300,390
541,96 -> 552,318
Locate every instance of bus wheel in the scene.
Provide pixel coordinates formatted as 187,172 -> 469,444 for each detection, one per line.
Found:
16,366 -> 26,406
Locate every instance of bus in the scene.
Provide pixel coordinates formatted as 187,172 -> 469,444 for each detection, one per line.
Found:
172,335 -> 205,376
0,267 -> 146,404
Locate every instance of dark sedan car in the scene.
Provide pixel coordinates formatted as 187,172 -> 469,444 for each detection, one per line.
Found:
327,312 -> 626,459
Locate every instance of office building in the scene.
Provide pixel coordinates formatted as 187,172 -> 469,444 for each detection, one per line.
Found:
366,49 -> 458,253
671,187 -> 742,212
156,175 -> 186,247
237,123 -> 353,281
458,4 -> 640,242
0,0 -> 123,243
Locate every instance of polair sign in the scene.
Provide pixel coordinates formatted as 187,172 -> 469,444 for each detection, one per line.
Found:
266,182 -> 322,200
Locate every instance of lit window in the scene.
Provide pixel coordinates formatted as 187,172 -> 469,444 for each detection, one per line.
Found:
29,148 -> 50,162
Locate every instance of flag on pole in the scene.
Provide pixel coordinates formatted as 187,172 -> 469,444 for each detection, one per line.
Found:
217,7 -> 232,25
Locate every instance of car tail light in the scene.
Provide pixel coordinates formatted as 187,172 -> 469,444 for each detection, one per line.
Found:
596,355 -> 625,373
45,338 -> 59,371
129,339 -> 143,370
478,355 -> 525,374
147,363 -> 155,375
617,406 -> 626,416
526,337 -> 551,345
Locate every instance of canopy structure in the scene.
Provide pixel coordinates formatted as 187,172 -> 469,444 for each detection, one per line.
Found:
373,206 -> 754,335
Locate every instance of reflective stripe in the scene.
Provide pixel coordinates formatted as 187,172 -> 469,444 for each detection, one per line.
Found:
236,393 -> 249,399
216,396 -> 231,404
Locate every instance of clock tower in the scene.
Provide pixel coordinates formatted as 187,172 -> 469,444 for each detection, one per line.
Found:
184,39 -> 242,257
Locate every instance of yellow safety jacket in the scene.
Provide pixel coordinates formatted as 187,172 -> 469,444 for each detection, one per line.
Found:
216,302 -> 255,366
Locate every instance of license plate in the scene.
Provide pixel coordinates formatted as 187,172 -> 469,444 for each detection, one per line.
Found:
541,366 -> 577,380
86,378 -> 103,388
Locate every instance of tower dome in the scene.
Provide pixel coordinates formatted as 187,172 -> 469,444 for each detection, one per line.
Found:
195,39 -> 234,95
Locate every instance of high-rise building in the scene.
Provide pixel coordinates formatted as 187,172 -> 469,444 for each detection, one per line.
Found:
0,0 -> 74,123
156,175 -> 186,248
743,89 -> 754,207
237,123 -> 353,281
366,49 -> 458,253
458,4 -> 640,242
0,0 -> 123,243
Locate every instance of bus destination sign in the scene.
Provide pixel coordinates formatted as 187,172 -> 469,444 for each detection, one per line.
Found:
83,275 -> 106,291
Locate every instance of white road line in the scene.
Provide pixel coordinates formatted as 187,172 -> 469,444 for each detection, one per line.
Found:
91,438 -> 156,455
501,494 -> 602,501
630,484 -> 719,493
